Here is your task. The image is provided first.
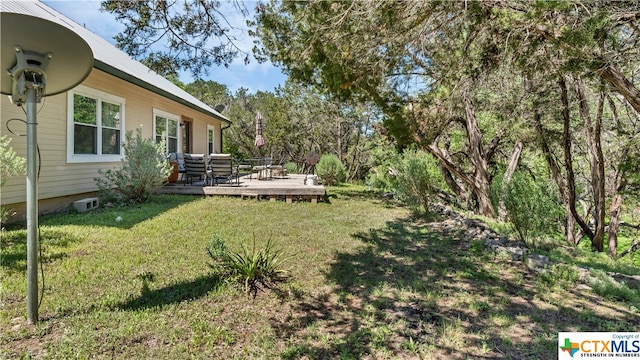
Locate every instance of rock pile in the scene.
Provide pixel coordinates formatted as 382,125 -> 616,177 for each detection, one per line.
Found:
430,206 -> 531,264
429,204 -> 640,291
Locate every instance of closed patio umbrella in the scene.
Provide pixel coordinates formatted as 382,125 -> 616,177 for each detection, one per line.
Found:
253,111 -> 268,179
254,111 -> 265,148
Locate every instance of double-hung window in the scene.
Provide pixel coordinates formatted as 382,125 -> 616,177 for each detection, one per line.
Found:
67,85 -> 125,163
153,109 -> 179,154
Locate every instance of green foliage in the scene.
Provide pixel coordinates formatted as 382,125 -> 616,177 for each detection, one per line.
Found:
470,239 -> 487,255
393,149 -> 445,213
0,135 -> 26,187
0,135 -> 26,223
207,234 -> 290,298
94,127 -> 172,205
590,270 -> 640,307
538,264 -> 580,288
283,162 -> 299,174
620,143 -> 640,195
373,148 -> 445,213
366,143 -> 399,192
492,171 -> 563,245
316,154 -> 347,186
101,0 -> 243,77
179,80 -> 379,182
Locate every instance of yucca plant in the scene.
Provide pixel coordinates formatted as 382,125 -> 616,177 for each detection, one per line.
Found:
207,234 -> 290,297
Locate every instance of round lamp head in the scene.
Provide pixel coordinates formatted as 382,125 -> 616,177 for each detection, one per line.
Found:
1,12 -> 94,96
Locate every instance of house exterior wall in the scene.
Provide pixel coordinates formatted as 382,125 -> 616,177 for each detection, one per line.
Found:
1,68 -> 223,216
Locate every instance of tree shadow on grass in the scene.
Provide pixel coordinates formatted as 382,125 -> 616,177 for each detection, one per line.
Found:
0,229 -> 80,272
33,194 -> 201,230
327,187 -> 397,207
115,274 -> 221,311
270,216 -> 640,359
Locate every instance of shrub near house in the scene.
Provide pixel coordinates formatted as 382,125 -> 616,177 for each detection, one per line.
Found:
94,128 -> 172,205
0,136 -> 26,222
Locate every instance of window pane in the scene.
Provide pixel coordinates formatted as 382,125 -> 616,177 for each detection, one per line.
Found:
208,129 -> 214,142
102,128 -> 120,154
168,119 -> 178,137
155,116 -> 166,135
168,138 -> 178,153
102,102 -> 121,128
74,124 -> 97,154
74,94 -> 96,125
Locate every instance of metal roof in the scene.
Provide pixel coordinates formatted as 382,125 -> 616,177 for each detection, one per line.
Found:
0,0 -> 230,123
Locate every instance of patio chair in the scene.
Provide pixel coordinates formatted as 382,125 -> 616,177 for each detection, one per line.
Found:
183,153 -> 211,186
208,153 -> 240,186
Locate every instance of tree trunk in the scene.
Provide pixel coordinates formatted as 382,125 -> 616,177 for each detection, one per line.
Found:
597,64 -> 640,114
498,141 -> 523,221
503,141 -> 522,187
575,78 -> 605,252
439,160 -> 466,199
532,102 -> 578,245
560,76 -> 595,241
347,120 -> 363,182
463,91 -> 494,217
420,88 -> 493,217
608,192 -> 623,258
606,97 -> 631,259
438,135 -> 466,198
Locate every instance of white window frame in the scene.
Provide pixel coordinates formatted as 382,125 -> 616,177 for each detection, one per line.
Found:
67,85 -> 125,163
153,109 -> 180,154
207,124 -> 216,155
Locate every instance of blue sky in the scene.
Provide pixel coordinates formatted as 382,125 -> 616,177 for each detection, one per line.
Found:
42,0 -> 287,94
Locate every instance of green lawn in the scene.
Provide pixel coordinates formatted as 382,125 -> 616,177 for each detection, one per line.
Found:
1,186 -> 638,359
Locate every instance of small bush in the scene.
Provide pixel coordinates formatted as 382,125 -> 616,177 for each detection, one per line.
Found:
1,135 -> 26,223
492,171 -> 562,246
539,264 -> 580,288
0,135 -> 26,186
470,239 -> 487,255
94,127 -> 172,205
316,154 -> 347,186
387,147 -> 445,213
284,161 -> 299,174
366,144 -> 399,193
366,166 -> 393,193
207,235 -> 290,297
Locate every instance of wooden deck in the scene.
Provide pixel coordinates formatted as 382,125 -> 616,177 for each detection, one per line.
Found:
158,174 -> 326,203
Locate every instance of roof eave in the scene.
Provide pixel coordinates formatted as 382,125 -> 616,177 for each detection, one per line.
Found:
94,60 -> 231,124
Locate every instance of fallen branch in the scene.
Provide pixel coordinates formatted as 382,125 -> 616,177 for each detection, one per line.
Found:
619,221 -> 640,230
618,237 -> 640,259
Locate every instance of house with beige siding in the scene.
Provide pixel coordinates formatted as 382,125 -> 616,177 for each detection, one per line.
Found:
1,1 -> 230,220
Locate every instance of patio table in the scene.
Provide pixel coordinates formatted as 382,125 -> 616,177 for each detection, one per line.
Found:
248,158 -> 271,180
